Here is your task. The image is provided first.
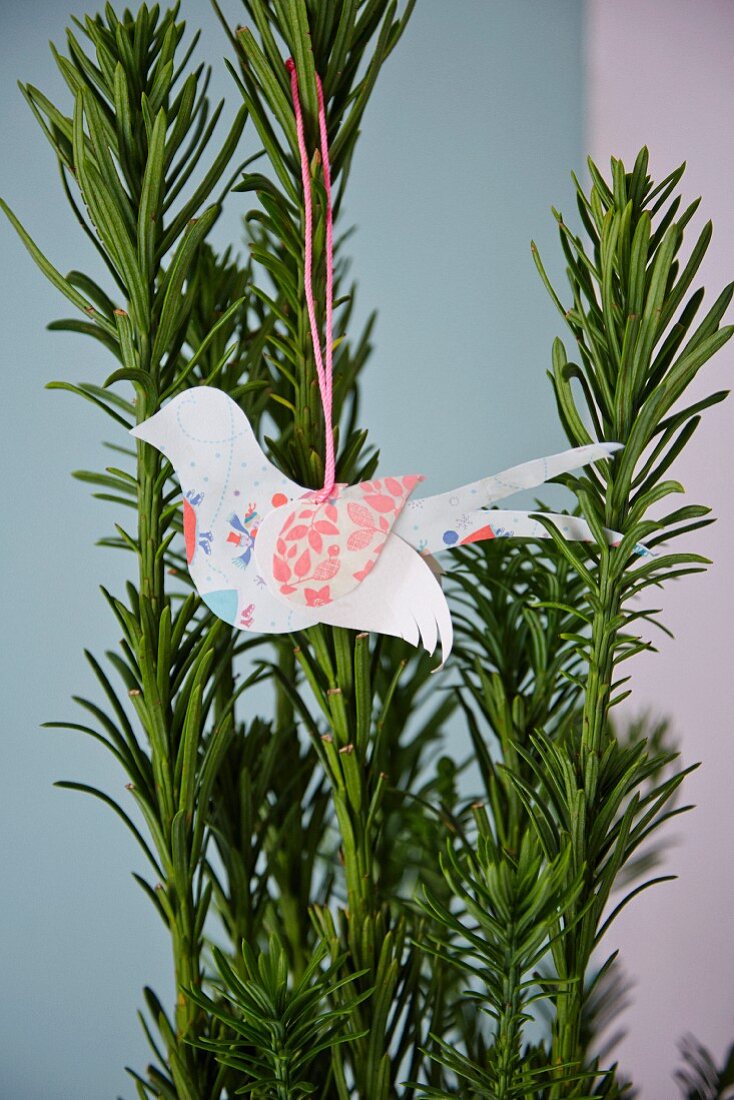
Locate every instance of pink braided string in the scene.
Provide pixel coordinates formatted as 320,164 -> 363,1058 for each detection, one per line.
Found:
286,58 -> 335,500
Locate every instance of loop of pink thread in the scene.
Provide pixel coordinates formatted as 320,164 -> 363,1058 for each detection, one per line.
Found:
286,58 -> 335,501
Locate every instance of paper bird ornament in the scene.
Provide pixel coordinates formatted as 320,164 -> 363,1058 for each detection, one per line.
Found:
130,58 -> 636,663
131,387 -> 624,662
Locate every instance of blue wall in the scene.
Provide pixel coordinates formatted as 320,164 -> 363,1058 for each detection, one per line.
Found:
0,2 -> 583,1095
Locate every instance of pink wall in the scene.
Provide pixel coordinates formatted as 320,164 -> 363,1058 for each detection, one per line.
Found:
587,1 -> 734,1092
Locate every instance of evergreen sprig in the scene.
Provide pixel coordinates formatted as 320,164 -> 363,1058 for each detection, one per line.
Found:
213,0 -> 416,489
188,935 -> 370,1098
530,149 -> 731,1094
417,815 -> 584,1100
3,6 -> 256,1096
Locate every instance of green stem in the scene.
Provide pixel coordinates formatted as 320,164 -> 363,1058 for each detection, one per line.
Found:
550,521 -> 629,1094
582,557 -> 623,762
495,954 -> 522,1098
552,981 -> 583,1095
136,431 -> 206,1096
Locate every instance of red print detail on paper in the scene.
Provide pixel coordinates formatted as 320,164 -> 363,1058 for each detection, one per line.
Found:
460,524 -> 495,546
183,498 -> 197,563
305,585 -> 331,606
272,476 -> 423,606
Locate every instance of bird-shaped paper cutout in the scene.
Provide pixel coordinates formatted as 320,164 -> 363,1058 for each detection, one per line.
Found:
131,387 -> 633,662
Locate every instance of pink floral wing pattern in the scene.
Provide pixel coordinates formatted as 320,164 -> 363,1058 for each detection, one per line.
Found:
271,475 -> 423,606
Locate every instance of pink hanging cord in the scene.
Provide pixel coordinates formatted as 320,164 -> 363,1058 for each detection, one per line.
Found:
286,58 -> 336,501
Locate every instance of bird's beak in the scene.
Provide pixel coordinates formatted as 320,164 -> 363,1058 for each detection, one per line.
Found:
130,409 -> 166,451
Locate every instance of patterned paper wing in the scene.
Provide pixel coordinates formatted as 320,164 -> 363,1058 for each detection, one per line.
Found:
254,475 -> 424,609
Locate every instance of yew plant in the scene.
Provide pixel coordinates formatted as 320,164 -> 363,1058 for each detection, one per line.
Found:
4,3 -> 730,1098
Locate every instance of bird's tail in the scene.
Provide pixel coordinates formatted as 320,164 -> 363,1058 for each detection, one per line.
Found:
449,441 -> 623,512
396,441 -> 623,555
437,510 -> 652,557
